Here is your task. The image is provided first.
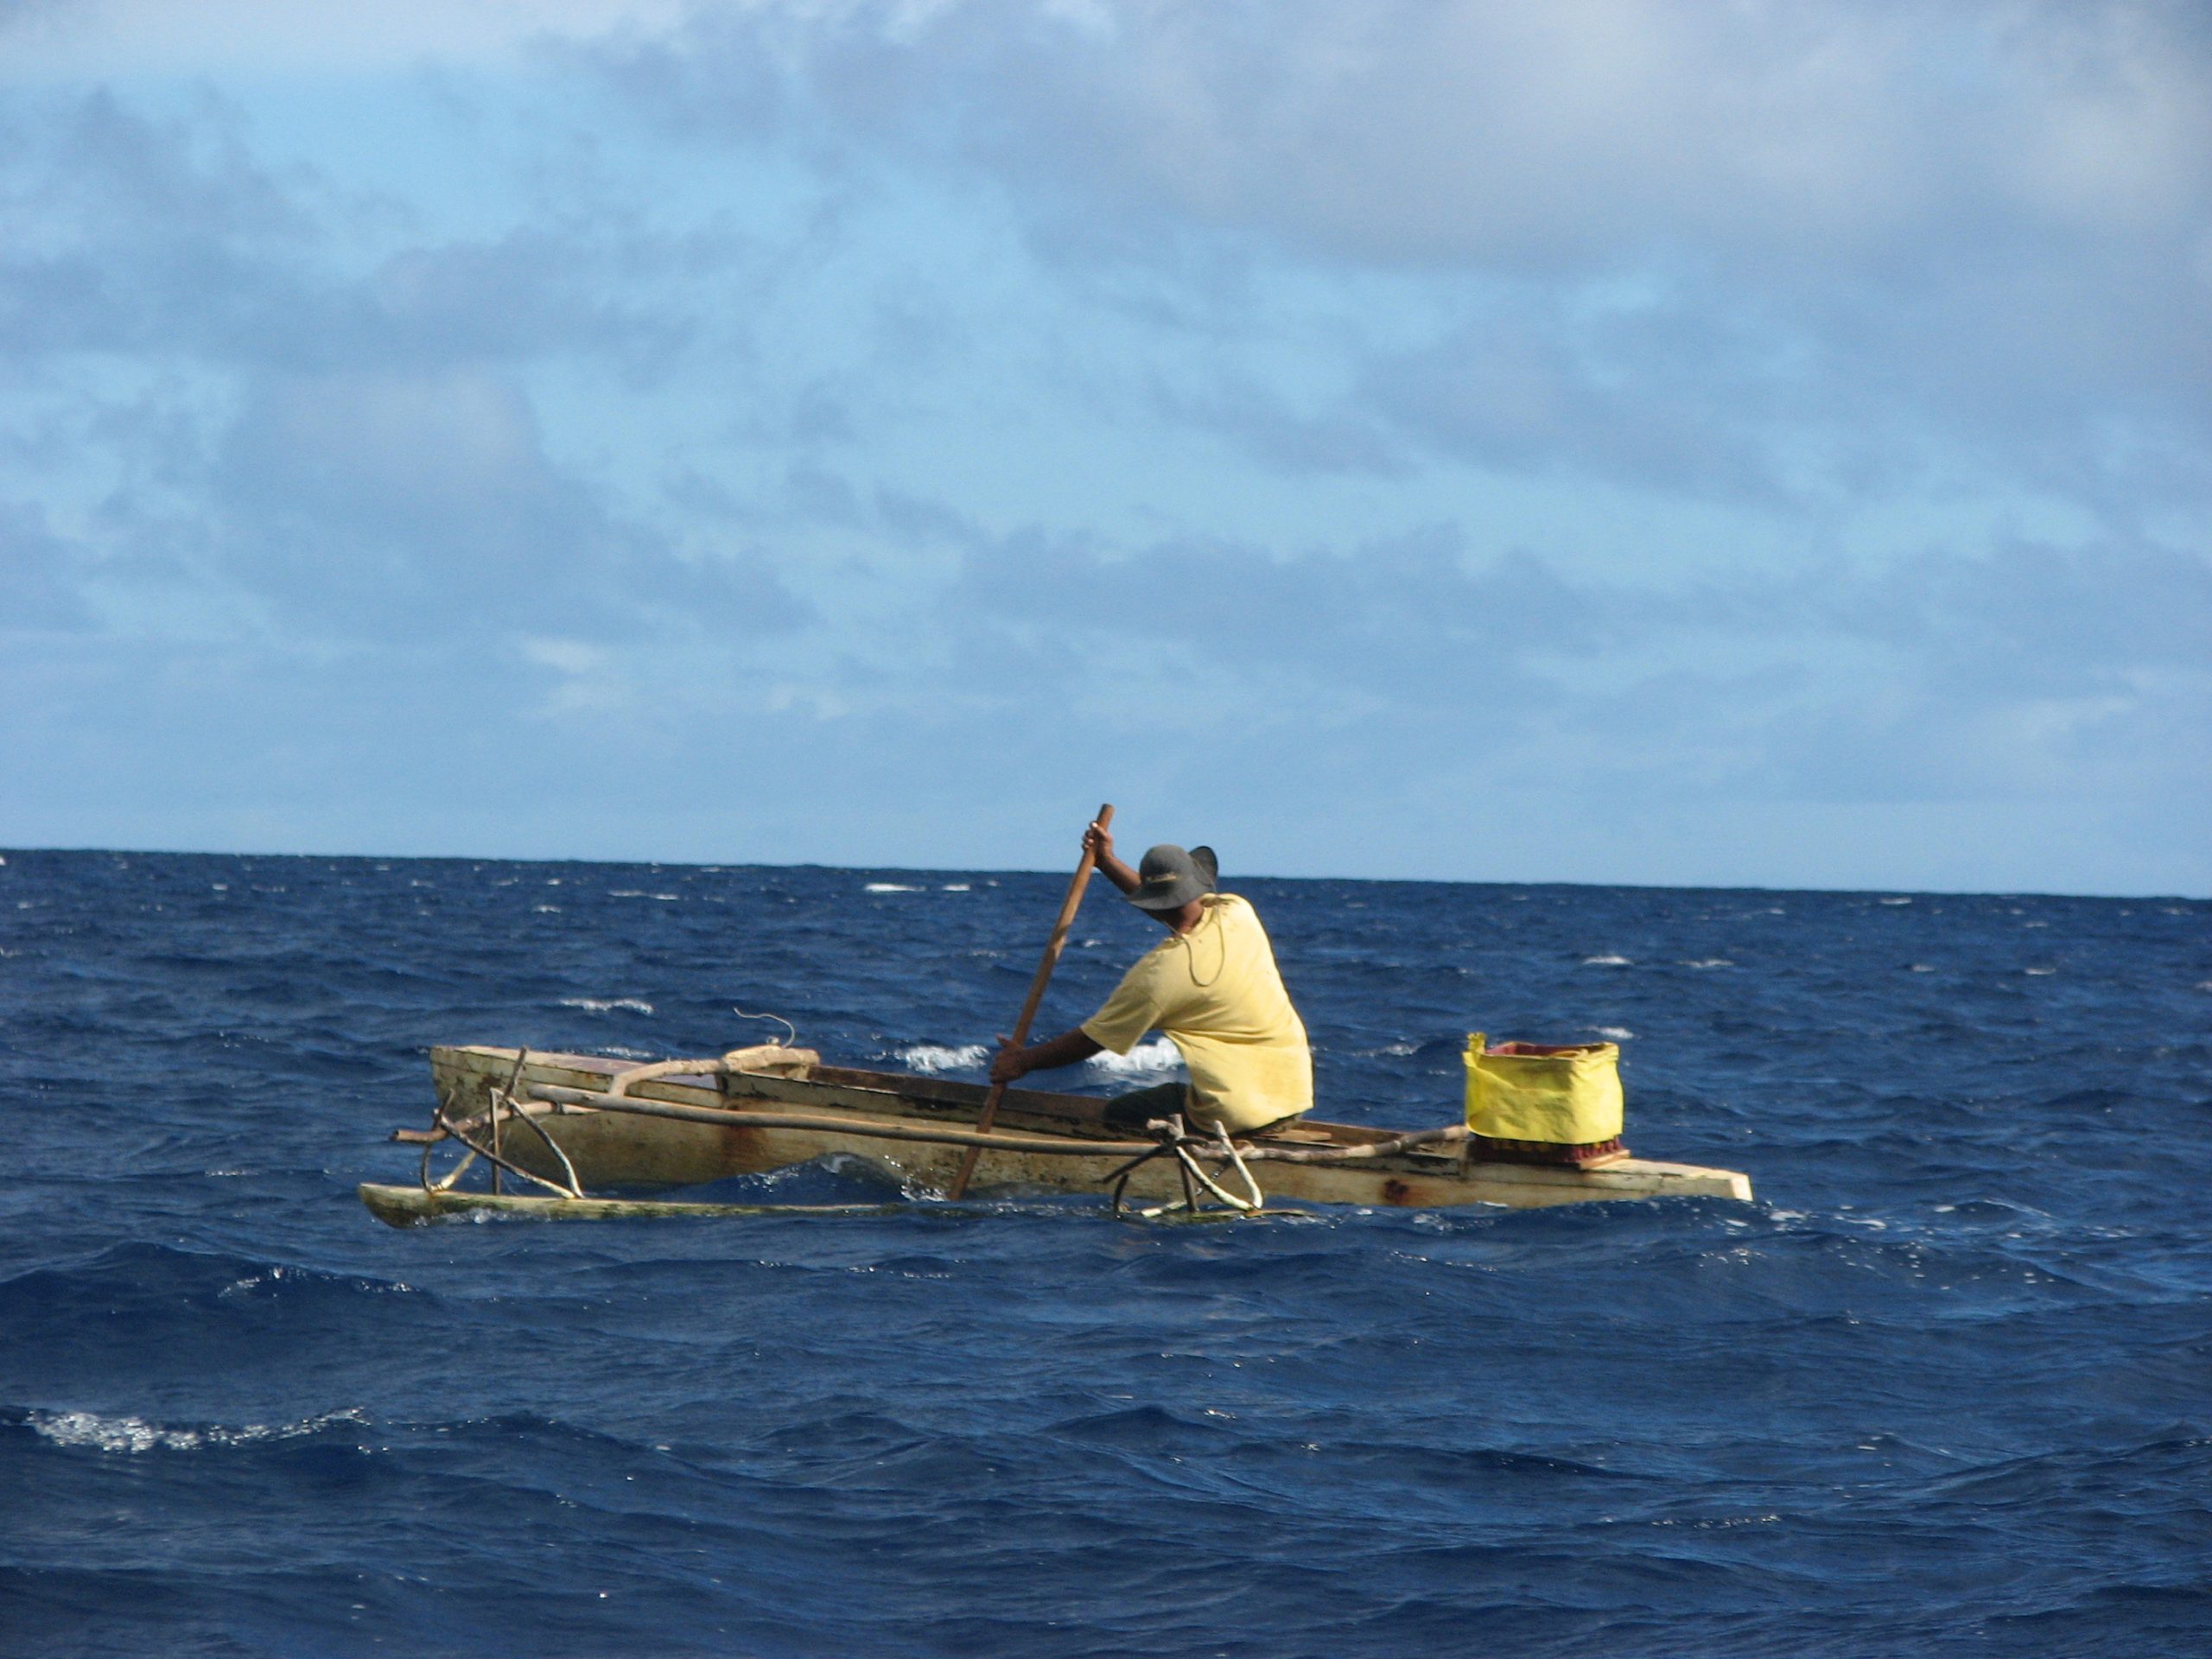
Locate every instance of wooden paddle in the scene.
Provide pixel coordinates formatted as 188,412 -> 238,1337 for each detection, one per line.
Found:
946,803 -> 1114,1199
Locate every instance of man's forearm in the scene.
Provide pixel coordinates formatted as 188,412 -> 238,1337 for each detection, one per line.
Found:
1021,1027 -> 1104,1072
1096,850 -> 1139,894
995,1026 -> 1104,1085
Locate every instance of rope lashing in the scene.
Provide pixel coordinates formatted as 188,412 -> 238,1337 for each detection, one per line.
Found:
1107,1116 -> 1268,1219
418,1046 -> 587,1200
422,1096 -> 588,1203
486,1084 -> 587,1198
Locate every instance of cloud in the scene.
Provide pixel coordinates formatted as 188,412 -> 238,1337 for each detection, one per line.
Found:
0,86 -> 803,647
0,502 -> 97,630
1355,291 -> 1802,502
0,0 -> 691,79
950,522 -> 1596,694
938,517 -> 2211,813
640,0 -> 2212,272
0,90 -> 712,378
584,1 -> 2212,512
0,91 -> 308,360
1832,537 -> 2212,690
197,365 -> 808,639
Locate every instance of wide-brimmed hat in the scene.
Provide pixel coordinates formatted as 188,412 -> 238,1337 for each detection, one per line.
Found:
1128,843 -> 1219,912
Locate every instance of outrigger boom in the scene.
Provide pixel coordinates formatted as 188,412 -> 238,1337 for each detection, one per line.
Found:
359,1045 -> 1754,1224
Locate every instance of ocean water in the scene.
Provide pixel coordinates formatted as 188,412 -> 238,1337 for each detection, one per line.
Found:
2,849 -> 2207,1658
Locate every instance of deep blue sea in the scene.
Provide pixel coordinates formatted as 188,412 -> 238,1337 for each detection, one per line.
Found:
3,849 -> 2208,1657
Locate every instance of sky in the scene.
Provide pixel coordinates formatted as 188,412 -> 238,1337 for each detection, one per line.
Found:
1,0 -> 2206,895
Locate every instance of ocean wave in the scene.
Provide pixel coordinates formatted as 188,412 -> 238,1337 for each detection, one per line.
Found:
26,1406 -> 367,1455
865,882 -> 924,893
1681,958 -> 1733,969
608,891 -> 680,901
217,1263 -> 416,1301
1592,1027 -> 1635,1040
1580,954 -> 1633,967
899,1043 -> 988,1073
558,997 -> 654,1015
0,1243 -> 419,1322
1085,1038 -> 1183,1077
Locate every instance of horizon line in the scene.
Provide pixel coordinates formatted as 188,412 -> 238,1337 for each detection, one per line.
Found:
3,842 -> 2200,906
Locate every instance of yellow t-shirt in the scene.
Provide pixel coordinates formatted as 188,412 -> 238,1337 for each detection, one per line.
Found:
1081,893 -> 1312,1133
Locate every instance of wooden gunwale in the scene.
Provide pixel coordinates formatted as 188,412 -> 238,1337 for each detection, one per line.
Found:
406,1045 -> 1754,1211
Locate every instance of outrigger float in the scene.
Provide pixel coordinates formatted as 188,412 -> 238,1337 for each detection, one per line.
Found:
359,1042 -> 1754,1225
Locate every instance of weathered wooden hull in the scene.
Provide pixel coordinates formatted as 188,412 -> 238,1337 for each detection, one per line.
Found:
392,1046 -> 1753,1217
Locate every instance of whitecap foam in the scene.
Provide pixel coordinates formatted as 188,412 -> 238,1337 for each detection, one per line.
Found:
1580,955 -> 1633,967
941,883 -> 971,892
1085,1038 -> 1184,1078
1592,1027 -> 1635,1040
1681,958 -> 1733,969
2024,967 -> 2057,976
559,996 -> 654,1015
899,1043 -> 988,1074
609,891 -> 680,901
534,904 -> 561,913
34,1412 -> 199,1453
865,883 -> 923,893
30,1407 -> 365,1455
1878,897 -> 1912,906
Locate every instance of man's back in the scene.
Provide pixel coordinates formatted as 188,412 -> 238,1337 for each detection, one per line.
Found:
1083,893 -> 1312,1132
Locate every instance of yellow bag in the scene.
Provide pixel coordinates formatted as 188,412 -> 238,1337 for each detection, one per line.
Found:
1463,1033 -> 1624,1145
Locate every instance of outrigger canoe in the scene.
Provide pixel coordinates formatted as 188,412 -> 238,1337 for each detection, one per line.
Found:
359,1044 -> 1753,1224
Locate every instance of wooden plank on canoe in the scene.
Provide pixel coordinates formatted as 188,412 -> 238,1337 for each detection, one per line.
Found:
359,1183 -> 904,1227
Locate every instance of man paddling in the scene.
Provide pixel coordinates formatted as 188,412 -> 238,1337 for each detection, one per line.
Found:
988,820 -> 1313,1135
